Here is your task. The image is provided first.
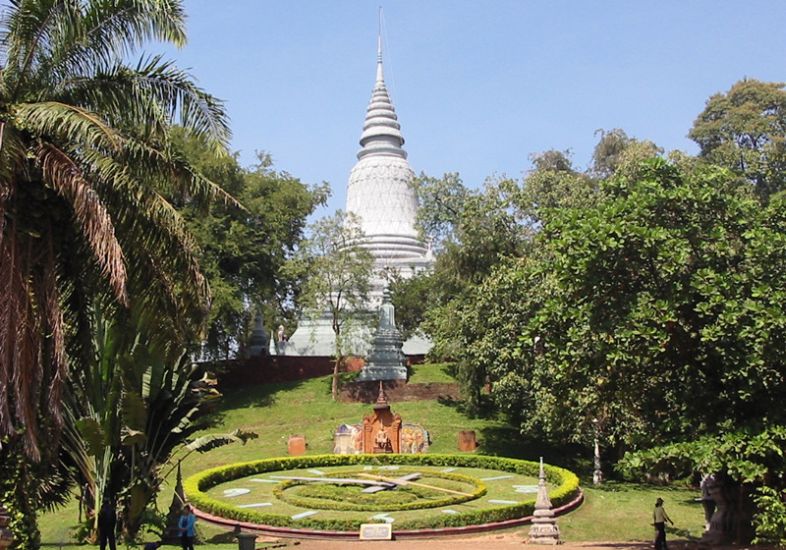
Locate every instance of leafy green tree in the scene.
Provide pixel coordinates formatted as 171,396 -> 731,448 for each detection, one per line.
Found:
286,211 -> 374,400
386,270 -> 434,341
516,149 -> 598,225
0,0 -> 230,460
458,159 -> 786,447
172,133 -> 329,359
690,79 -> 786,201
618,426 -> 786,544
406,157 -> 594,366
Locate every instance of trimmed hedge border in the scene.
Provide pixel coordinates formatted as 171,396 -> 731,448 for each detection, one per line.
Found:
275,469 -> 486,512
184,454 -> 581,533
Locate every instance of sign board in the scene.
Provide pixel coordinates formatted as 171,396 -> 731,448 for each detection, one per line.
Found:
359,523 -> 393,540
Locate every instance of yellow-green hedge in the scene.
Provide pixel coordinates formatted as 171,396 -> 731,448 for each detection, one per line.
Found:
184,453 -> 580,531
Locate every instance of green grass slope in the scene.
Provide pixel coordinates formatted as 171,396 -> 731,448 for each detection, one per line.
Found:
40,365 -> 706,547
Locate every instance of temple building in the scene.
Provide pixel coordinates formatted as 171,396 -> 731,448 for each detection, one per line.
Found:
287,34 -> 433,357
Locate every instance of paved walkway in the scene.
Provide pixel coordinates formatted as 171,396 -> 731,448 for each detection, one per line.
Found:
259,535 -> 718,550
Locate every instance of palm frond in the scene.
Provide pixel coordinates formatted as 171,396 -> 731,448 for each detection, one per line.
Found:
36,143 -> 129,305
42,226 -> 68,428
45,0 -> 187,82
119,137 -> 243,210
2,0 -> 78,100
9,229 -> 43,460
131,54 -> 230,147
15,101 -> 122,151
184,429 -> 258,453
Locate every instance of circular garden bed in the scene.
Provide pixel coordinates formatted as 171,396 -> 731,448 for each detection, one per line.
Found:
184,454 -> 581,537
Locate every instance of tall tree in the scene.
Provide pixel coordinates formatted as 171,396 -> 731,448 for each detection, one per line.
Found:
458,159 -> 786,448
690,79 -> 786,201
0,0 -> 231,459
172,133 -> 329,359
591,128 -> 662,179
286,211 -> 374,400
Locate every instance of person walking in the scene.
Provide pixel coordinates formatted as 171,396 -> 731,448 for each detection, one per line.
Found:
653,497 -> 674,550
96,498 -> 117,550
178,504 -> 197,550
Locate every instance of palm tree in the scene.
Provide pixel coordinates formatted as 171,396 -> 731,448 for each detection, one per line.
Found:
0,0 -> 233,459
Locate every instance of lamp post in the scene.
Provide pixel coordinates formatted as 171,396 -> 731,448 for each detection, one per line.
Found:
592,417 -> 603,485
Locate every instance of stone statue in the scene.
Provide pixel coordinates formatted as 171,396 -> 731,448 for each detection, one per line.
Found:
375,429 -> 391,451
276,325 -> 287,356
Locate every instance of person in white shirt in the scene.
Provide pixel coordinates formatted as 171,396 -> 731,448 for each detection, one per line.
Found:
653,497 -> 674,550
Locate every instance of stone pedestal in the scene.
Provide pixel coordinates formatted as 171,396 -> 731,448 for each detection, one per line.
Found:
288,435 -> 306,456
528,457 -> 561,544
236,532 -> 257,550
458,430 -> 478,451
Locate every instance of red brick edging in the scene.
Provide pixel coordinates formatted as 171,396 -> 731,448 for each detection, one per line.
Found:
193,488 -> 584,540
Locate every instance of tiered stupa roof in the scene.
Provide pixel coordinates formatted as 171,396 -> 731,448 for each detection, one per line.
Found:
345,36 -> 429,261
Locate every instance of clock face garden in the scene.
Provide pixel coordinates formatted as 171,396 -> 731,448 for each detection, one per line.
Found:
184,454 -> 581,533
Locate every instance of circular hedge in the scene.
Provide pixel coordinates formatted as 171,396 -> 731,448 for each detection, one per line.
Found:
274,469 -> 486,512
184,453 -> 580,532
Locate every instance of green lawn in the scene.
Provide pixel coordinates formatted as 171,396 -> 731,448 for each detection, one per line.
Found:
407,362 -> 458,384
39,370 -> 705,547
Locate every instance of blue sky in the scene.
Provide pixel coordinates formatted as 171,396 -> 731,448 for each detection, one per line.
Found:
163,1 -> 786,216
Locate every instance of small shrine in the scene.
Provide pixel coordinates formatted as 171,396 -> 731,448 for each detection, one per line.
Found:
333,384 -> 429,454
362,383 -> 402,453
246,311 -> 269,357
358,289 -> 407,381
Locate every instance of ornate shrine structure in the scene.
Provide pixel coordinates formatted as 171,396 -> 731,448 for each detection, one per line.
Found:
362,383 -> 403,453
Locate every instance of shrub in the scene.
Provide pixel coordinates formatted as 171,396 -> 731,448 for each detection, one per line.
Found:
184,454 -> 580,531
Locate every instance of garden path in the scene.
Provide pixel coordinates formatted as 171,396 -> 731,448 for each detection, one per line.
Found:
264,536 -> 729,550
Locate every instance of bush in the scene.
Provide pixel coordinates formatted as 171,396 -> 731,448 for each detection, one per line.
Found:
184,453 -> 580,531
753,487 -> 786,545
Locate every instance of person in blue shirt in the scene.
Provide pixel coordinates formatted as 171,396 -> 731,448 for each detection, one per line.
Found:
177,504 -> 197,550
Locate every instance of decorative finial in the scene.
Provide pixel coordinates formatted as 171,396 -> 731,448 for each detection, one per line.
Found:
377,6 -> 383,64
373,381 -> 390,409
375,7 -> 384,86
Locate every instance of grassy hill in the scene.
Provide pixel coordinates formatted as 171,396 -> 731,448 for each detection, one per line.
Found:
39,363 -> 706,547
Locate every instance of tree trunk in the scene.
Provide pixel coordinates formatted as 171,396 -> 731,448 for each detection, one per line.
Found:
701,476 -> 755,545
331,355 -> 341,401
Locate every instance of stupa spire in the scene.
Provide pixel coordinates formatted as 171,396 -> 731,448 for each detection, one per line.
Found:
357,10 -> 406,160
376,9 -> 384,84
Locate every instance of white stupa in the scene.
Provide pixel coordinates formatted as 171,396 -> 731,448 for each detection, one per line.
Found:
287,30 -> 433,357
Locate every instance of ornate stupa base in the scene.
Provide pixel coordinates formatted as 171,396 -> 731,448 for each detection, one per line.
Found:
528,517 -> 561,544
357,365 -> 407,381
